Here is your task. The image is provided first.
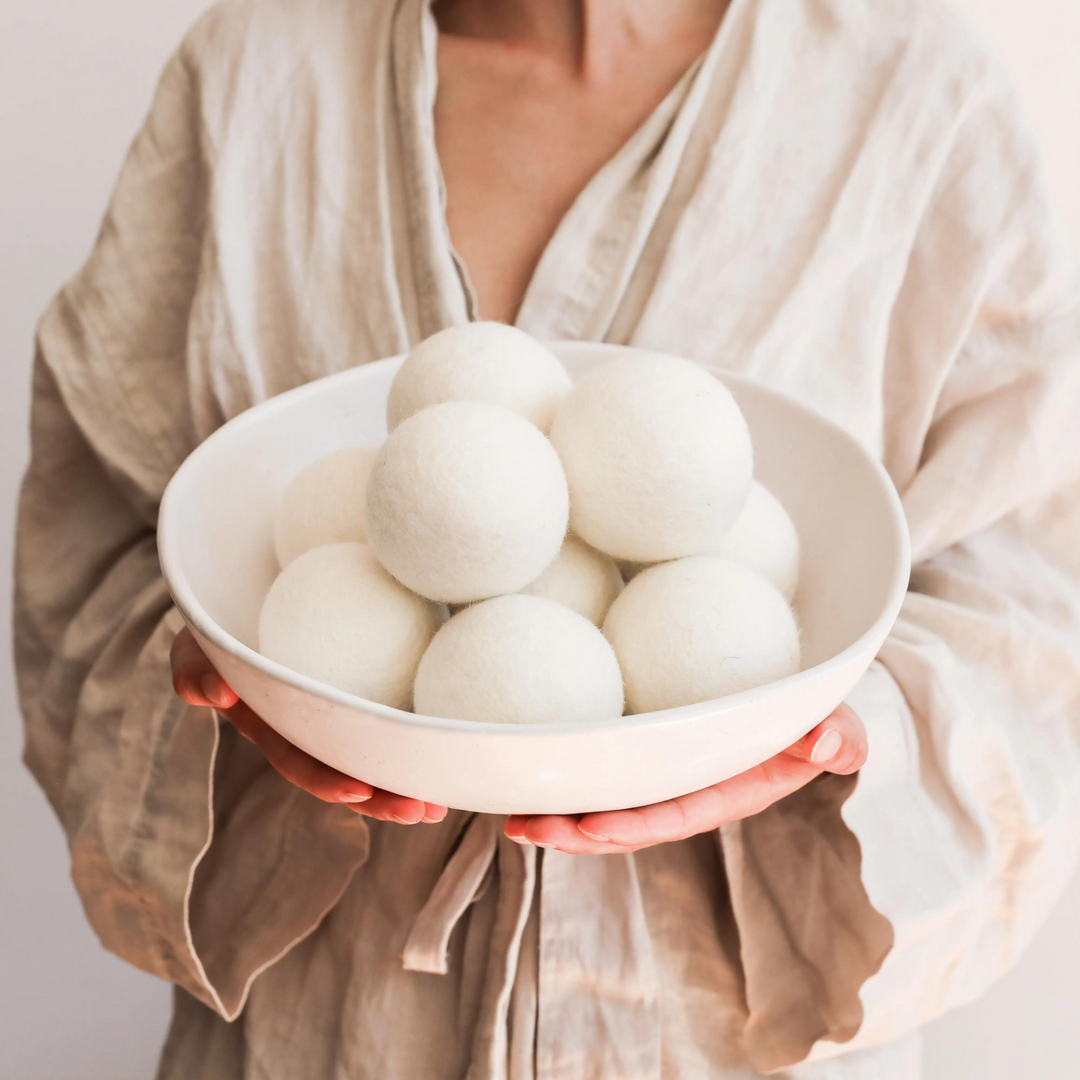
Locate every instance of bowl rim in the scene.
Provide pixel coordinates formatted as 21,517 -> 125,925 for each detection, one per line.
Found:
158,344 -> 912,737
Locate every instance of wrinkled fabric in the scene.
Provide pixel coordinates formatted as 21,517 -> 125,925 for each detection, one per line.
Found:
13,0 -> 1080,1077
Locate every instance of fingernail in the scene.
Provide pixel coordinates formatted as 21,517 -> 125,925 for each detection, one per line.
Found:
339,793 -> 372,803
392,814 -> 421,825
508,834 -> 531,844
533,842 -> 554,849
578,827 -> 610,842
811,728 -> 843,763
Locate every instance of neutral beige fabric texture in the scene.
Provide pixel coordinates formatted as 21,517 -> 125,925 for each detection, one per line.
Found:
14,0 -> 1080,1076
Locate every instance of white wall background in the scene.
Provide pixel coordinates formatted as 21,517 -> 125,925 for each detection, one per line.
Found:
0,2 -> 1077,1077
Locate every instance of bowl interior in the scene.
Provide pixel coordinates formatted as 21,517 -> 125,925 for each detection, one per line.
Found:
163,343 -> 905,715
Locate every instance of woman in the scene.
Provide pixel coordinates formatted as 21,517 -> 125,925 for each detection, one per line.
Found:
15,0 -> 1080,1076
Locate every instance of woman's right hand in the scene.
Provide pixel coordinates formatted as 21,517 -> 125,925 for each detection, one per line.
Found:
170,626 -> 449,825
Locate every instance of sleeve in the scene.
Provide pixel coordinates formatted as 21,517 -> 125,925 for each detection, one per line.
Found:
13,35 -> 370,1022
715,68 -> 1080,1074
808,73 -> 1080,1062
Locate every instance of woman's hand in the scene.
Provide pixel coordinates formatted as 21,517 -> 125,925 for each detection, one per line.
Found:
171,627 -> 863,843
170,626 -> 449,825
504,704 -> 866,853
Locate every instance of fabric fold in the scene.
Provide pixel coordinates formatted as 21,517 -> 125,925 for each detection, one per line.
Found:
15,29 -> 375,1025
535,850 -> 663,1080
390,0 -> 473,337
402,813 -> 500,975
467,838 -> 538,1080
720,775 -> 894,1074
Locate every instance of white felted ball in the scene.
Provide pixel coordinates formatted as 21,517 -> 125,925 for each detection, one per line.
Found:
387,322 -> 572,433
365,401 -> 570,604
548,352 -> 754,563
520,534 -> 623,626
706,480 -> 801,601
258,542 -> 442,709
603,556 -> 800,713
273,447 -> 378,569
414,594 -> 624,724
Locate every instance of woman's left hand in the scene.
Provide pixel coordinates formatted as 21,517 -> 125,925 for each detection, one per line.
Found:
504,704 -> 866,853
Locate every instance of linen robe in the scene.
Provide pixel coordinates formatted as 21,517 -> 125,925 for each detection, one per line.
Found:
15,0 -> 1080,1076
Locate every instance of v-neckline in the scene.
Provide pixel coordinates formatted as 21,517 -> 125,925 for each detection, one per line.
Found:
397,0 -> 745,341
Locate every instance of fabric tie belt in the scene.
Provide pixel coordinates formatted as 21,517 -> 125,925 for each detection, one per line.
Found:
402,813 -> 506,975
402,814 -> 540,1078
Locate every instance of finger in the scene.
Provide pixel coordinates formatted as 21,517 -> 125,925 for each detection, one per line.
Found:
346,791 -> 449,825
221,701 -> 449,821
512,708 -> 870,852
506,814 -> 640,855
504,815 -> 529,840
344,789 -> 429,823
784,703 -> 867,775
222,700 -> 374,804
576,751 -> 828,849
170,627 -> 239,709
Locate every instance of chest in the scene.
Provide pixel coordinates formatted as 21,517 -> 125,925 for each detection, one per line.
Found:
195,33 -> 942,459
433,34 -> 717,325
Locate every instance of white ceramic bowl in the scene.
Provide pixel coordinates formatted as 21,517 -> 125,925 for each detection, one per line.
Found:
159,343 -> 910,814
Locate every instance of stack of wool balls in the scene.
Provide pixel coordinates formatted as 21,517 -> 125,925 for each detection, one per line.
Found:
259,322 -> 802,724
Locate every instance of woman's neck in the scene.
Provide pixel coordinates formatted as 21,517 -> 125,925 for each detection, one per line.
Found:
433,0 -> 727,82
430,0 -> 728,322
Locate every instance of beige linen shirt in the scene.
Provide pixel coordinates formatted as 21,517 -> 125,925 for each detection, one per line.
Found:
15,0 -> 1080,1077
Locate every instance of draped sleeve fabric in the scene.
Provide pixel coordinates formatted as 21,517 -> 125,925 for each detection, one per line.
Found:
802,69 -> 1080,1067
13,31 -> 371,1022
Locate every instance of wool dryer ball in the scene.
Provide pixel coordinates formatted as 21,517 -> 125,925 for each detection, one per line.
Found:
365,401 -> 570,604
549,352 -> 754,563
414,594 -> 625,724
387,322 -> 573,433
707,480 -> 801,601
258,542 -> 443,709
603,556 -> 801,714
273,446 -> 378,569
520,534 -> 623,626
